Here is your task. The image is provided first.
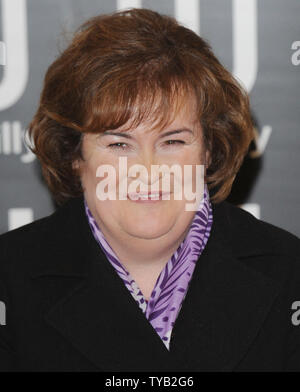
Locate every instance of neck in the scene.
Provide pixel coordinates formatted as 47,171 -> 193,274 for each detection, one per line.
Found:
98,221 -> 191,270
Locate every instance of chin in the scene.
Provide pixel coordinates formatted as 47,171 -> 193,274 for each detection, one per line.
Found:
123,220 -> 172,240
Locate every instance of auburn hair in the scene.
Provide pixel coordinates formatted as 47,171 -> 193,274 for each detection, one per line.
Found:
26,8 -> 254,206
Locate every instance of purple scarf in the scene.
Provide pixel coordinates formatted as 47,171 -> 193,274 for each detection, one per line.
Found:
84,183 -> 213,350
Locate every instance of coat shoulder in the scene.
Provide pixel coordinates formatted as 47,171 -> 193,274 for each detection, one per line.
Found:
0,214 -> 51,275
222,200 -> 300,254
216,201 -> 300,283
0,198 -> 77,275
0,197 -> 78,251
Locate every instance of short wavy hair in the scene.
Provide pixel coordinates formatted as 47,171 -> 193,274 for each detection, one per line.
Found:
26,8 -> 254,206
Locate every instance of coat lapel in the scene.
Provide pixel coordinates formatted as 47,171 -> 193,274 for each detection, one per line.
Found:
32,196 -> 281,371
168,202 -> 281,371
44,264 -> 174,371
33,197 -> 174,371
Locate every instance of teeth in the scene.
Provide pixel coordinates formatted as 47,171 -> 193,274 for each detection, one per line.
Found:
140,194 -> 159,199
136,194 -> 160,199
128,192 -> 166,200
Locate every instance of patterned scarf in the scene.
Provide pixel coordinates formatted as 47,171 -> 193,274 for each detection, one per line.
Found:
84,182 -> 213,350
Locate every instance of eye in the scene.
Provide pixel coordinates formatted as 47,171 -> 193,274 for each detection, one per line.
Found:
108,142 -> 129,150
164,140 -> 186,146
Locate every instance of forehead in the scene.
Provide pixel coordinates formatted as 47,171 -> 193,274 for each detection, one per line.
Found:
114,92 -> 200,135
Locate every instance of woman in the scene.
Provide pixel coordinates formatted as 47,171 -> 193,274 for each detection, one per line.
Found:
0,8 -> 300,372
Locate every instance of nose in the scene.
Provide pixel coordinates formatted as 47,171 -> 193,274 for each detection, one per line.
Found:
129,149 -> 160,187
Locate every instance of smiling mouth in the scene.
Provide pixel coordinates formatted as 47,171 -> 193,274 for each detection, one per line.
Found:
127,191 -> 172,201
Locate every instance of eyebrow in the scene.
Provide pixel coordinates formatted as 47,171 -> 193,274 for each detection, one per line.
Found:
101,128 -> 193,139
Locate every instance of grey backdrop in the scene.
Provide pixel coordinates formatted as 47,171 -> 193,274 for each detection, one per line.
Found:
0,0 -> 299,236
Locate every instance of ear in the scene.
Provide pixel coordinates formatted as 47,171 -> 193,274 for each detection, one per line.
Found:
72,160 -> 80,170
205,150 -> 211,168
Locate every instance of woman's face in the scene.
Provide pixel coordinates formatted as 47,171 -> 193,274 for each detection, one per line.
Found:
75,95 -> 210,242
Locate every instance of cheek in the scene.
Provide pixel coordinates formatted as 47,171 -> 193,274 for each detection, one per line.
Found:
80,156 -> 105,192
82,160 -> 99,181
176,146 -> 204,166
81,148 -> 114,178
175,148 -> 205,191
81,156 -> 124,201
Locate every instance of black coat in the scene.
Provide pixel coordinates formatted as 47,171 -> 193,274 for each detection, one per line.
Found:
0,196 -> 300,372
